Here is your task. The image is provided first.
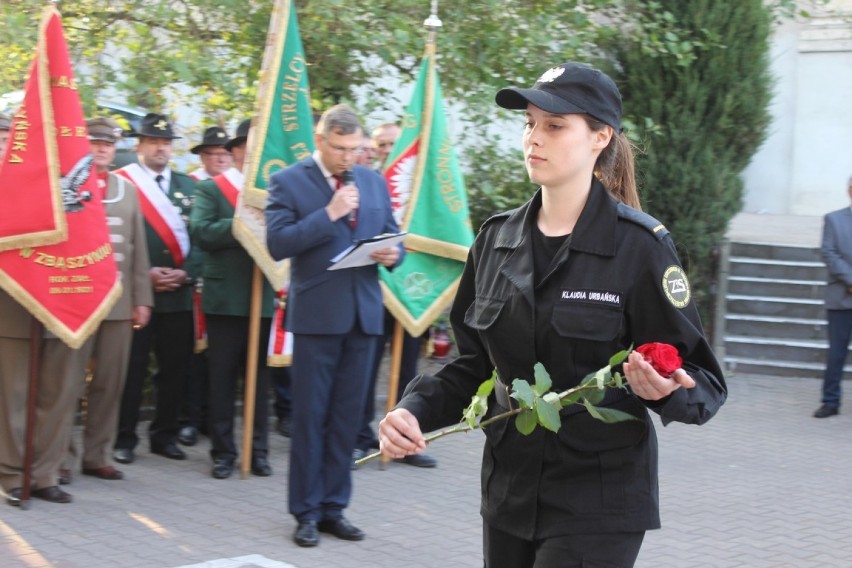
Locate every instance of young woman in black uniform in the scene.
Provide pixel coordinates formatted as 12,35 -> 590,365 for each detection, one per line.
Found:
379,62 -> 727,567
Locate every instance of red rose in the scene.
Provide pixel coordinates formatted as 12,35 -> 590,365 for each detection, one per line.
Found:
635,343 -> 682,377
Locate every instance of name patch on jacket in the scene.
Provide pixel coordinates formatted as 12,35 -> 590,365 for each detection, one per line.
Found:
560,289 -> 623,308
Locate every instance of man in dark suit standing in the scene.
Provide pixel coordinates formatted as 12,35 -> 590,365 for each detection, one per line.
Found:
814,176 -> 852,418
113,113 -> 200,463
191,119 -> 275,479
266,104 -> 403,547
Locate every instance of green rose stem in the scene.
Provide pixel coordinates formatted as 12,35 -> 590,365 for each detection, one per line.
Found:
354,373 -> 626,466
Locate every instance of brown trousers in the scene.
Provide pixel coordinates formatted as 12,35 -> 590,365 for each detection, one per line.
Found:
64,320 -> 133,470
0,336 -> 90,492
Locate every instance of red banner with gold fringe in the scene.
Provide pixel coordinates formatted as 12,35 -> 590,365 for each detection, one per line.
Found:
0,6 -> 121,349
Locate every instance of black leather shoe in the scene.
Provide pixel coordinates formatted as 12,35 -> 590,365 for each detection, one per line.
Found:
150,443 -> 187,460
318,517 -> 365,541
177,426 -> 198,446
251,456 -> 273,477
5,487 -> 22,507
211,459 -> 234,479
814,404 -> 839,418
276,417 -> 291,438
32,486 -> 72,504
395,453 -> 437,468
294,520 -> 319,547
112,448 -> 135,464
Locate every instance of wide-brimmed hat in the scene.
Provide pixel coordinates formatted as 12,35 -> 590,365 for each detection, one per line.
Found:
126,112 -> 181,139
190,126 -> 230,154
0,113 -> 11,131
224,119 -> 251,151
495,62 -> 622,132
86,116 -> 123,143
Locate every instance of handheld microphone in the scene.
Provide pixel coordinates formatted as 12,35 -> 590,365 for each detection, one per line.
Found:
341,170 -> 357,226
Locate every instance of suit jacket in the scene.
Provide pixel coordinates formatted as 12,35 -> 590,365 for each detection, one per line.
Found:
190,175 -> 274,317
822,206 -> 852,310
116,167 -> 200,313
103,174 -> 154,320
265,157 -> 403,335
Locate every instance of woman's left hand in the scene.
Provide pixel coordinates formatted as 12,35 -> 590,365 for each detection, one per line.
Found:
623,351 -> 696,401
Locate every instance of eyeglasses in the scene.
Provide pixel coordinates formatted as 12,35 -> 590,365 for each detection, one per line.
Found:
325,141 -> 364,156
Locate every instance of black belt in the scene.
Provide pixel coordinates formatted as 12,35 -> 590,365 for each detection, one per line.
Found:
493,379 -> 630,417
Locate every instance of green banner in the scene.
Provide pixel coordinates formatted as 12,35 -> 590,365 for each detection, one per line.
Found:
381,43 -> 474,337
234,0 -> 314,292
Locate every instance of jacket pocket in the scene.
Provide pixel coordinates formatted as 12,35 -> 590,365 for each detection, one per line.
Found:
555,399 -> 652,514
557,396 -> 648,453
291,271 -> 331,295
203,263 -> 225,280
464,296 -> 506,330
551,303 -> 623,342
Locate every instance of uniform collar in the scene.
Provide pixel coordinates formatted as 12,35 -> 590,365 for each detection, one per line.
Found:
494,177 -> 618,257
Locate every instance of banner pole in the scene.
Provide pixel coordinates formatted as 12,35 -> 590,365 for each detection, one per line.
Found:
240,264 -> 264,479
381,320 -> 406,467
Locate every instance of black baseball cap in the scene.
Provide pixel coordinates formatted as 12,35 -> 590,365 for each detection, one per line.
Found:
495,62 -> 622,132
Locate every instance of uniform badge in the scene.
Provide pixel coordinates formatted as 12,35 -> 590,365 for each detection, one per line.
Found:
662,265 -> 691,308
538,66 -> 565,83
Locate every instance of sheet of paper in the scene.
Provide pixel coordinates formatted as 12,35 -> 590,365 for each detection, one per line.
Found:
328,232 -> 407,270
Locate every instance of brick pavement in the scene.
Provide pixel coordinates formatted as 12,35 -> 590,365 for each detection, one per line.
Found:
2,370 -> 852,567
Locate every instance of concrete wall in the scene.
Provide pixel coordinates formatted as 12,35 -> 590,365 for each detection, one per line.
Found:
742,1 -> 852,215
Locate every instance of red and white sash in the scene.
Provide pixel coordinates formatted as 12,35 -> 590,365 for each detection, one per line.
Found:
212,167 -> 243,209
267,288 -> 293,367
188,168 -> 210,182
116,163 -> 190,267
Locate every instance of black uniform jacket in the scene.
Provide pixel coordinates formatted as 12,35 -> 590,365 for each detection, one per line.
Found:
398,179 -> 727,539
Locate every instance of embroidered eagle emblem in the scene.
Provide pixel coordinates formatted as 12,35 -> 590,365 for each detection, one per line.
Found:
537,66 -> 565,83
61,155 -> 93,213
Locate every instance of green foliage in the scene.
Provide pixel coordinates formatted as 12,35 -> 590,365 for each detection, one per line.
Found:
613,0 -> 774,317
458,354 -> 636,438
462,375 -> 494,429
464,142 -> 533,231
0,0 -> 806,315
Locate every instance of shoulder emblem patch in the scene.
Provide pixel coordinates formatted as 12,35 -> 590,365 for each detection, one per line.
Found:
662,265 -> 691,308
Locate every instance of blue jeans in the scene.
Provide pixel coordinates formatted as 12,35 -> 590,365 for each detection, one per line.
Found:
821,309 -> 852,408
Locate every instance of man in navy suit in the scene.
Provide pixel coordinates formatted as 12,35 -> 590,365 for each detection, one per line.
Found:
266,104 -> 404,547
814,176 -> 852,418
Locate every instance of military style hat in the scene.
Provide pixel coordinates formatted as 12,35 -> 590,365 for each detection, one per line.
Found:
495,62 -> 622,132
0,113 -> 11,131
224,118 -> 251,151
86,116 -> 123,143
126,112 -> 181,139
190,126 -> 230,154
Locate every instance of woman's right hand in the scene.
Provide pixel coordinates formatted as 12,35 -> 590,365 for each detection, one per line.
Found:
379,408 -> 427,459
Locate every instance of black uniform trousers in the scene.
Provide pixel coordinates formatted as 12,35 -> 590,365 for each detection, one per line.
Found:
115,311 -> 193,451
483,522 -> 645,568
206,314 -> 270,463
